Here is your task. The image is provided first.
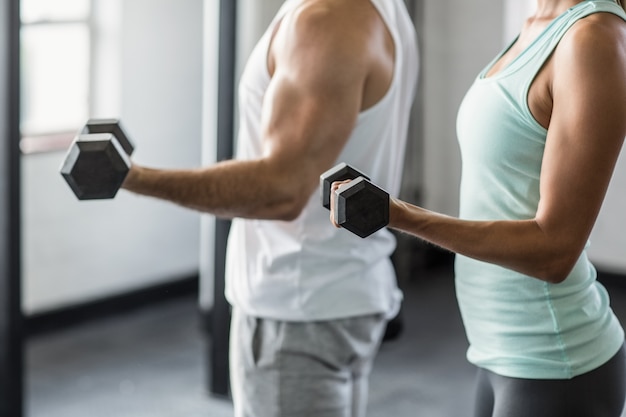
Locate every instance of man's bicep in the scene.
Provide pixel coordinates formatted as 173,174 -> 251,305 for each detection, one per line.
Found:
260,3 -> 371,174
260,58 -> 365,178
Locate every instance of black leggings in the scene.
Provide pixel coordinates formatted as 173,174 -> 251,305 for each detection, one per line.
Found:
473,344 -> 626,417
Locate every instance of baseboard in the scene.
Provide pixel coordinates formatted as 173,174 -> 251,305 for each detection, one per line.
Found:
26,275 -> 199,337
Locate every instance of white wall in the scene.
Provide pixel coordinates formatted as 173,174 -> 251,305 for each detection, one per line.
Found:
22,0 -> 205,314
503,0 -> 535,44
589,150 -> 626,273
420,0 -> 504,216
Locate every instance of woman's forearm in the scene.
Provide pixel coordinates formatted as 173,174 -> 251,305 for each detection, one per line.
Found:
388,198 -> 583,283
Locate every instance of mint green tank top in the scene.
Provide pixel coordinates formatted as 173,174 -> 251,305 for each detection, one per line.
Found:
455,0 -> 626,379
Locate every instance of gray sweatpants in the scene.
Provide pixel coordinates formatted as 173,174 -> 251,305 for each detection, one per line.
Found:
229,308 -> 388,417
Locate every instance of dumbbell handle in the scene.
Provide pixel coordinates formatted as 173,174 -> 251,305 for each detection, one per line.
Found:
320,162 -> 369,209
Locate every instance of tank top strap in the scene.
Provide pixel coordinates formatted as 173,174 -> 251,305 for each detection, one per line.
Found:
507,1 -> 626,78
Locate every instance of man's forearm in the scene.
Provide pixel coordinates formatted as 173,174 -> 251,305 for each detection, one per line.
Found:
121,159 -> 306,220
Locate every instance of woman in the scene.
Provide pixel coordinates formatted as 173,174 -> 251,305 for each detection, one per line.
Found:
330,1 -> 626,416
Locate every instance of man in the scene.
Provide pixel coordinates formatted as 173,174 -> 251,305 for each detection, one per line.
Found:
122,0 -> 418,415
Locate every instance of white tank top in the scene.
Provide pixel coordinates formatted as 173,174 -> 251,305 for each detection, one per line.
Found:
225,0 -> 419,321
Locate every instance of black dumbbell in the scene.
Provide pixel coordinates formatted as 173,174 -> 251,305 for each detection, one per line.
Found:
60,119 -> 135,200
320,163 -> 390,238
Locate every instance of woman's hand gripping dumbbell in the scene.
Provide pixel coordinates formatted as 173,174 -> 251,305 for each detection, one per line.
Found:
319,163 -> 389,238
60,119 -> 135,200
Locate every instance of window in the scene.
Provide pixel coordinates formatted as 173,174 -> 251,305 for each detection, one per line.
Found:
20,0 -> 92,153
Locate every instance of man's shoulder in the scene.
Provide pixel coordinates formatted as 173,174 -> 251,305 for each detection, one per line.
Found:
272,1 -> 376,72
284,0 -> 386,58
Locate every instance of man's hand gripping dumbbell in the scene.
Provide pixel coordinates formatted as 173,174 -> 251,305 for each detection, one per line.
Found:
319,163 -> 389,238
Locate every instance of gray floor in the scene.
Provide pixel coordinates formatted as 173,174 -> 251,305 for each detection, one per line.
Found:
26,266 -> 626,417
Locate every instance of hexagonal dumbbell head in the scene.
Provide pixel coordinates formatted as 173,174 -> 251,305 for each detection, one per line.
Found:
320,162 -> 370,210
334,177 -> 389,238
82,119 -> 135,157
60,133 -> 131,200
